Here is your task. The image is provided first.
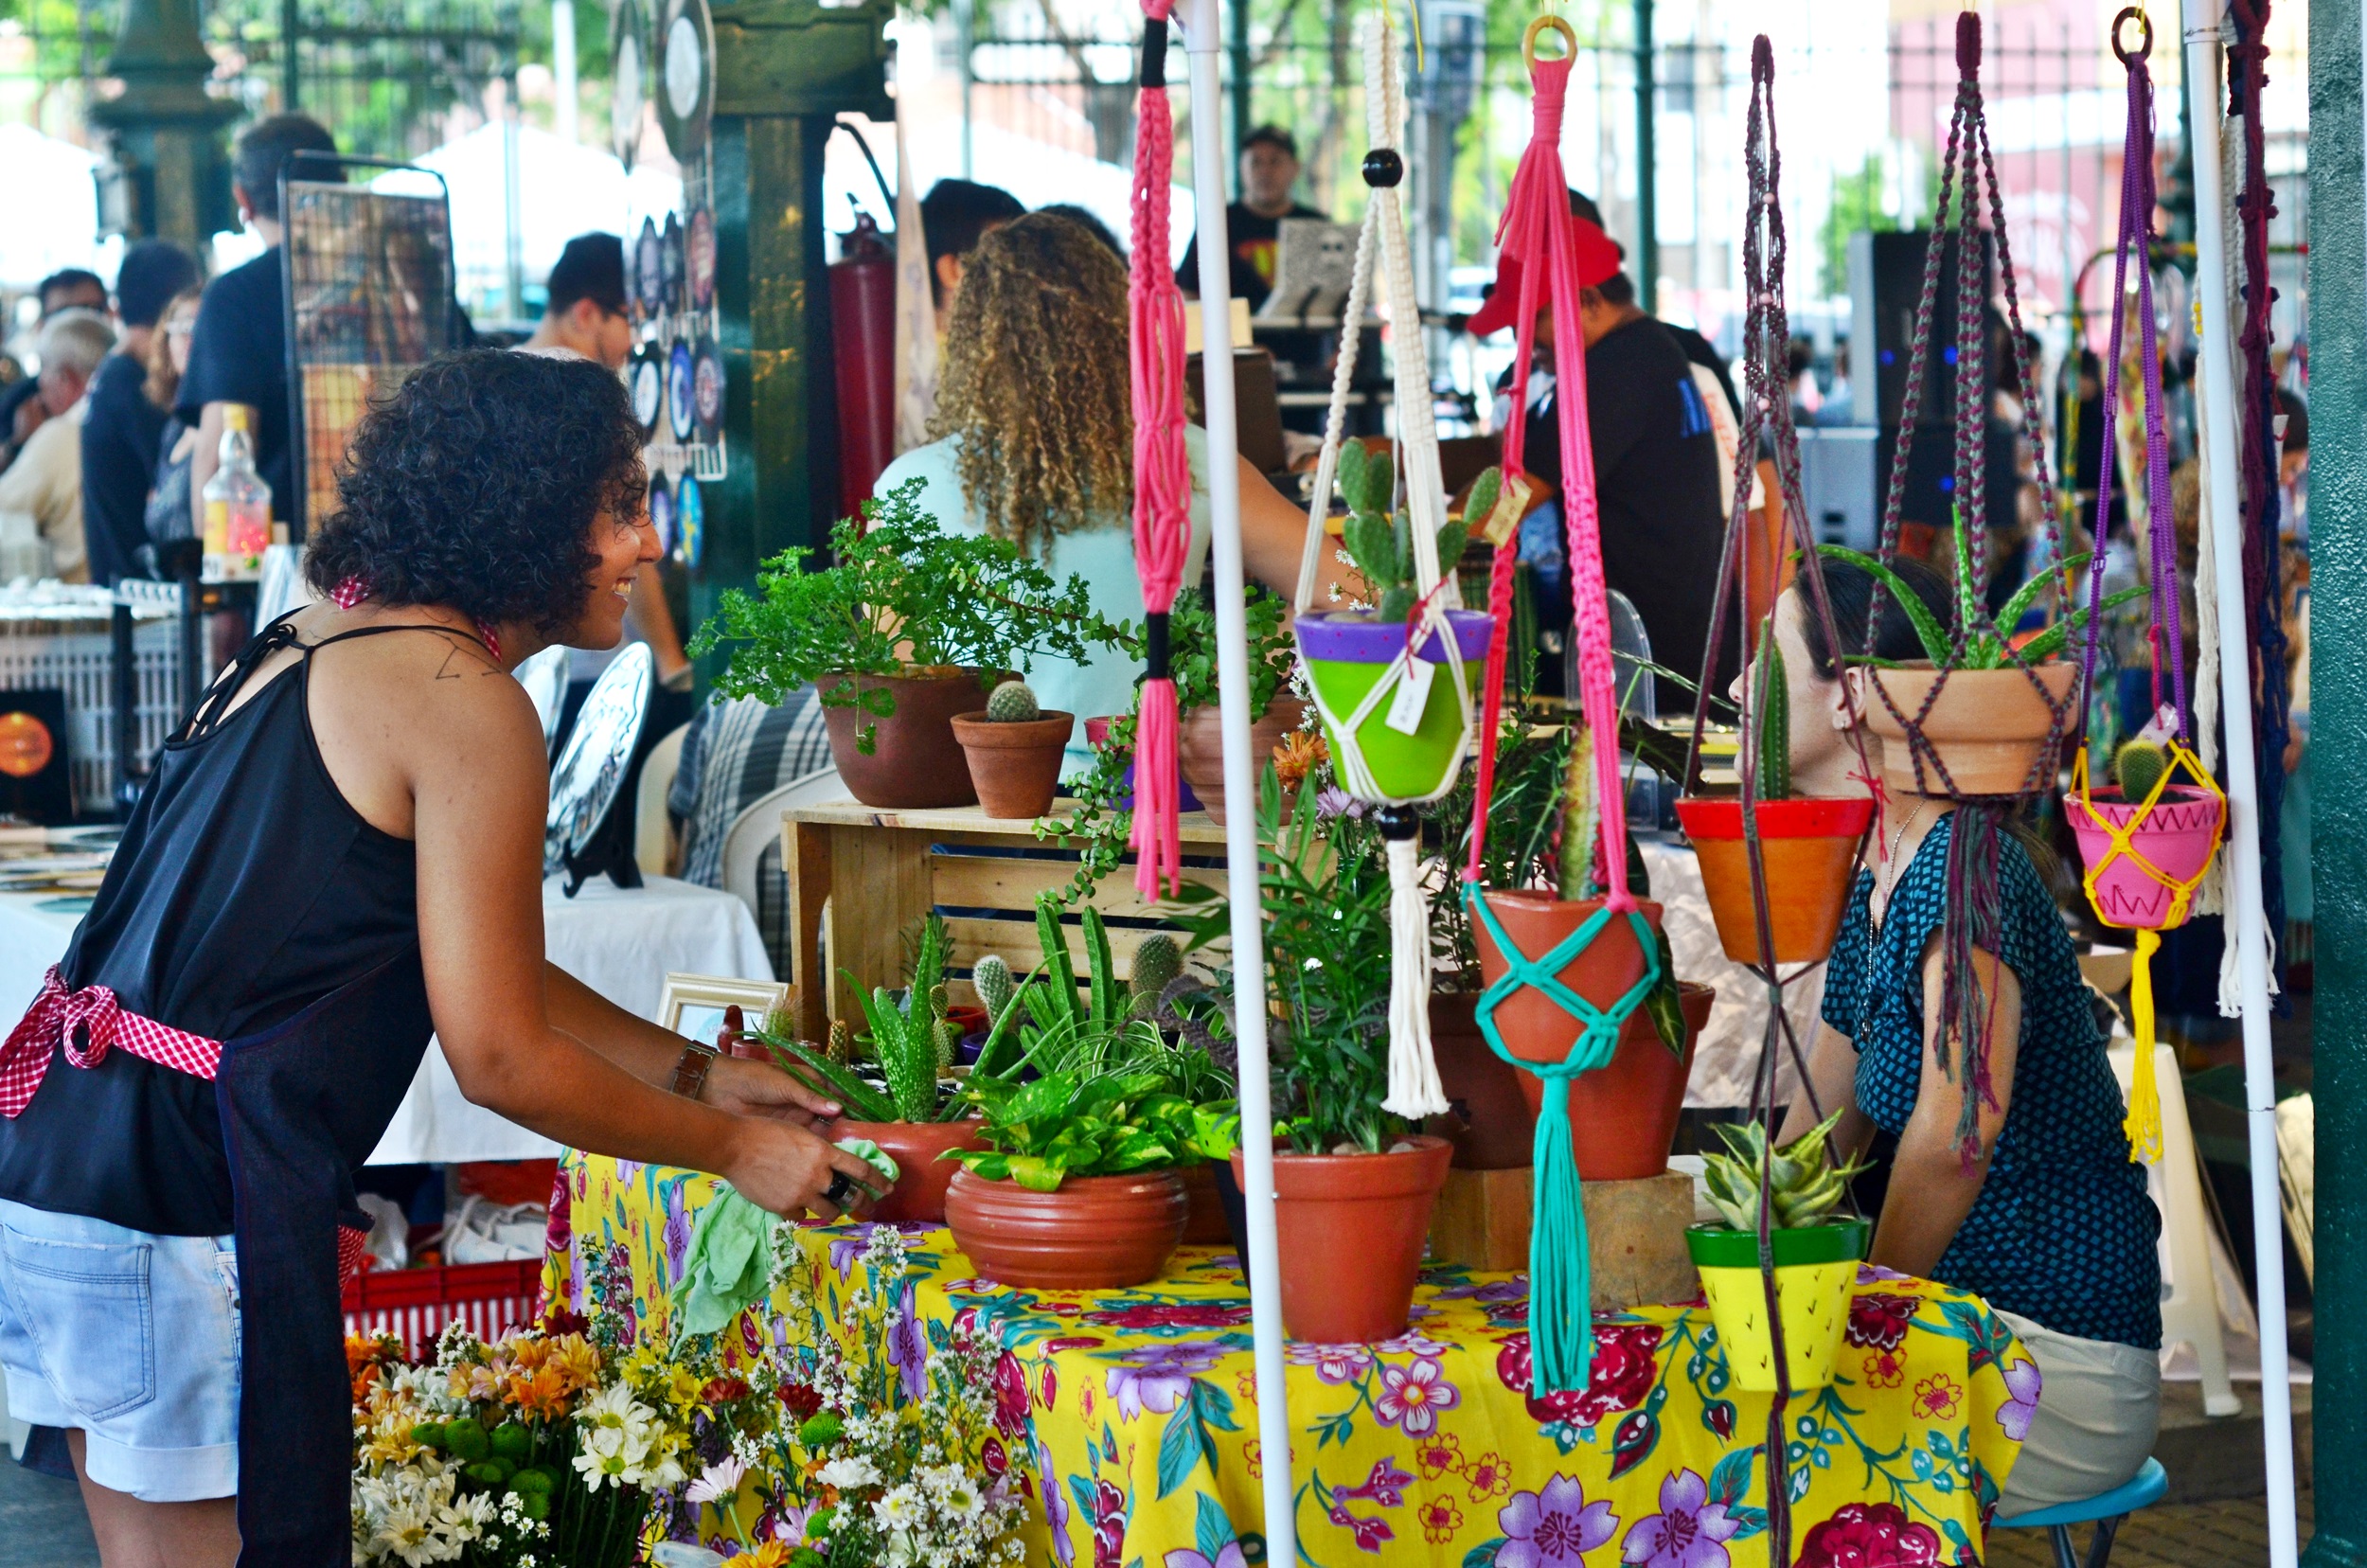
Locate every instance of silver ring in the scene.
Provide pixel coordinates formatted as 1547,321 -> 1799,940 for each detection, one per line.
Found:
824,1169 -> 860,1208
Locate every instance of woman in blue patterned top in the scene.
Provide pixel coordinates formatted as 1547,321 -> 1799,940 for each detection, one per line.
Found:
1767,558 -> 2161,1513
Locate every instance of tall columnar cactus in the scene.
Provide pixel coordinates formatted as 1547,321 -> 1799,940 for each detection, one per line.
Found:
1126,933 -> 1184,1019
1752,627 -> 1792,800
987,679 -> 1041,722
2112,738 -> 2169,803
972,953 -> 1017,1025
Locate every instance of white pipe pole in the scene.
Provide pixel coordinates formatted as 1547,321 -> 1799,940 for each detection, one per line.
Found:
1180,0 -> 1296,1560
2181,1 -> 2299,1560
553,0 -> 579,144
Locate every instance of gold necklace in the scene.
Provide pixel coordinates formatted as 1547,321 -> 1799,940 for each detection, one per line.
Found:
1877,798 -> 1930,916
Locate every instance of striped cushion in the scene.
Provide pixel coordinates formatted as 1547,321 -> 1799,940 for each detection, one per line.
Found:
669,690 -> 833,974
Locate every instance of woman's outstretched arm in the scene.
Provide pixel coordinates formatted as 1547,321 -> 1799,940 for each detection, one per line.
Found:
1870,936 -> 2021,1276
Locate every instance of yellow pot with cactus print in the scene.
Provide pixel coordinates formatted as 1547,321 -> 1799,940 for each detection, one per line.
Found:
1686,1218 -> 1870,1393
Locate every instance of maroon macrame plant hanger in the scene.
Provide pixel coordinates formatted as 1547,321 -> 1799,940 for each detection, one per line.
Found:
1866,11 -> 2073,1167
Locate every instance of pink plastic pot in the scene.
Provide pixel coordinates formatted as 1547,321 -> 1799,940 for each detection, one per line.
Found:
2068,786 -> 2224,930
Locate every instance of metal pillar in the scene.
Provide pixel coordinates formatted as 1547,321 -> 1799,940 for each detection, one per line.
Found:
1228,0 -> 1251,196
1633,0 -> 1656,308
2303,0 -> 2367,1559
87,0 -> 239,247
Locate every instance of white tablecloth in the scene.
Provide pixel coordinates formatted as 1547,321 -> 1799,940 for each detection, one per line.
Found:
1638,837 -> 1824,1111
0,874 -> 774,1166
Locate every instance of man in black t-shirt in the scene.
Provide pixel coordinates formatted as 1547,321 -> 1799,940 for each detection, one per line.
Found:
80,241 -> 201,584
177,114 -> 338,532
1468,214 -> 1728,708
1176,125 -> 1326,312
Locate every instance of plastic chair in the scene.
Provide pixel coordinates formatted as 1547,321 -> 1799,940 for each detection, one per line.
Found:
1993,1456 -> 2167,1568
632,722 -> 689,878
2107,1039 -> 2237,1417
721,767 -> 845,923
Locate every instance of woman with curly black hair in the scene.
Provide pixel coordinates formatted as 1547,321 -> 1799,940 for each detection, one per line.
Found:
0,348 -> 878,1567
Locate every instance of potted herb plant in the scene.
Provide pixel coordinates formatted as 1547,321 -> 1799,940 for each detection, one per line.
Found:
755,917 -> 983,1221
690,481 -> 1135,810
1673,628 -> 1876,966
1818,508 -> 2142,799
1685,1111 -> 1871,1393
950,679 -> 1073,819
1295,446 -> 1494,801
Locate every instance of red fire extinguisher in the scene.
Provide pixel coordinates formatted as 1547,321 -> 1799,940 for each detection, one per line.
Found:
830,209 -> 896,520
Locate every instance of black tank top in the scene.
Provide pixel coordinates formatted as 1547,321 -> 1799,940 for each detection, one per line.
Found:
0,617 -> 465,1236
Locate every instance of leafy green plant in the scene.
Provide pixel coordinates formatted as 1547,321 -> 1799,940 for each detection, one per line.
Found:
688,481 -> 1137,751
1699,1110 -> 1869,1230
1815,505 -> 2145,671
1332,443 -> 1481,621
947,1069 -> 1223,1191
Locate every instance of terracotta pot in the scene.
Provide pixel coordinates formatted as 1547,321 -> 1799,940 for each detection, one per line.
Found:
1861,662 -> 2077,798
1673,796 -> 1876,965
1177,697 -> 1309,827
1470,890 -> 1665,1069
819,668 -> 1004,810
1424,992 -> 1536,1170
828,1119 -> 986,1223
943,1167 -> 1187,1289
1237,1136 -> 1452,1343
1175,1161 -> 1234,1245
951,710 -> 1075,819
2068,784 -> 2225,930
1510,982 -> 1715,1181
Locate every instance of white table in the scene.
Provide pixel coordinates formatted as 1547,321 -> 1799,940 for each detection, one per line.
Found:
0,873 -> 774,1165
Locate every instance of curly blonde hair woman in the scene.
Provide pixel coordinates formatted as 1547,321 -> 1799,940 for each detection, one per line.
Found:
878,208 -> 1322,775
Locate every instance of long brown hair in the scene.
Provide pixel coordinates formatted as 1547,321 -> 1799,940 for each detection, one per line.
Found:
928,211 -> 1132,558
144,286 -> 204,411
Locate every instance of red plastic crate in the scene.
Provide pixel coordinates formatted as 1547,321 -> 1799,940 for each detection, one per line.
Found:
343,1259 -> 546,1359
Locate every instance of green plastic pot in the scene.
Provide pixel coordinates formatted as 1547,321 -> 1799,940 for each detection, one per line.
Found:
1296,610 -> 1494,801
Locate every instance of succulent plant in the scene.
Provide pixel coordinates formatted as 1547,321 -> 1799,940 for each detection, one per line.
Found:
2112,738 -> 2169,803
1700,1109 -> 1868,1231
1126,933 -> 1184,1020
987,678 -> 1041,723
1751,625 -> 1792,801
1334,442 -> 1476,623
971,953 -> 1016,1025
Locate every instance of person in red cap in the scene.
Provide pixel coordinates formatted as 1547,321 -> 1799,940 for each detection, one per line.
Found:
1467,200 -> 1732,710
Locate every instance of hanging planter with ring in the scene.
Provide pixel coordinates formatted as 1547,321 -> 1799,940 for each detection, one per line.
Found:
2066,6 -> 2228,1165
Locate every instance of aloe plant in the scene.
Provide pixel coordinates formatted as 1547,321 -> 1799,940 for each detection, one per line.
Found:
1700,1110 -> 1869,1231
756,916 -> 967,1123
1817,503 -> 2147,670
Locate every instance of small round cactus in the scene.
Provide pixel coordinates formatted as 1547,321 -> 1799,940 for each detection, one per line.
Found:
986,679 -> 1041,723
972,953 -> 1016,1022
2112,739 -> 2169,803
1126,933 -> 1184,1018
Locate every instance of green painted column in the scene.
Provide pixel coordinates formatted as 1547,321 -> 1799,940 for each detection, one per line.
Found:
86,0 -> 239,248
2306,0 -> 2365,1561
694,0 -> 893,647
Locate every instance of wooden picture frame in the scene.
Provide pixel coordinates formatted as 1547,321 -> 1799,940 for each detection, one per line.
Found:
657,971 -> 789,1048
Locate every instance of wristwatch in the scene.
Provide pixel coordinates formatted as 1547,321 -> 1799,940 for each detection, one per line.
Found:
669,1040 -> 719,1101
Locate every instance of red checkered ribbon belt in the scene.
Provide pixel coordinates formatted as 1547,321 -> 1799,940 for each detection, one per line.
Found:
0,967 -> 222,1118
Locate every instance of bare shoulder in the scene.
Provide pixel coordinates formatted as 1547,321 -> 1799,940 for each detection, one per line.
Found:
308,617 -> 544,770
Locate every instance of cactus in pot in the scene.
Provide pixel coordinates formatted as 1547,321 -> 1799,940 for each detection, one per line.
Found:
2111,737 -> 2169,803
986,679 -> 1041,723
953,678 -> 1073,819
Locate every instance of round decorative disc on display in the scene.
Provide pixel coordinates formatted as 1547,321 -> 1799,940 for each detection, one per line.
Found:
656,0 -> 715,161
649,472 -> 676,559
676,474 -> 703,568
667,339 -> 696,443
687,206 -> 717,311
661,212 -> 685,312
629,344 -> 665,438
610,0 -> 648,166
543,643 -> 653,879
635,217 -> 664,318
692,335 -> 724,441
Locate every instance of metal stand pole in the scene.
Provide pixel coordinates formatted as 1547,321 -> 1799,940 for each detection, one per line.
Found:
110,598 -> 138,818
1182,0 -> 1293,1559
2182,0 -> 2300,1559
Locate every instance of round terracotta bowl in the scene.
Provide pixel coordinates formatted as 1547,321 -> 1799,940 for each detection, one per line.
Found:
944,1167 -> 1187,1289
1861,662 -> 2076,798
1178,697 -> 1309,827
829,1119 -> 986,1223
1237,1136 -> 1452,1343
1673,795 -> 1876,965
819,668 -> 1005,810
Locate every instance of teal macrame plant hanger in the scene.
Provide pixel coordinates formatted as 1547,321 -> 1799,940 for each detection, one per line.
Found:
1456,12 -> 1662,1397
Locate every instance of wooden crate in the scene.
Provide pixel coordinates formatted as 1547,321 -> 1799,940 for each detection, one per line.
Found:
780,799 -> 1231,1038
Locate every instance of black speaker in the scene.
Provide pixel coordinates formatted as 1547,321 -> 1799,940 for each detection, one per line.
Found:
1849,228 -> 1997,431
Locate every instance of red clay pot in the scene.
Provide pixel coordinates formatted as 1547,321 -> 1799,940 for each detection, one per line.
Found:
951,710 -> 1075,820
819,668 -> 1004,810
1237,1136 -> 1452,1343
828,1119 -> 986,1223
1176,1161 -> 1234,1245
1424,992 -> 1536,1170
1673,796 -> 1875,965
944,1167 -> 1187,1289
1178,697 -> 1309,827
1471,890 -> 1665,1070
1511,982 -> 1715,1181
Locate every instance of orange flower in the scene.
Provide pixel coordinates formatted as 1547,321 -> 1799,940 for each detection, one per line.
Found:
547,1334 -> 602,1393
721,1544 -> 792,1568
1271,728 -> 1326,792
507,1362 -> 577,1418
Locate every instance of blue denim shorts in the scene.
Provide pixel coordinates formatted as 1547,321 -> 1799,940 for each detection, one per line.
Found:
0,1199 -> 240,1501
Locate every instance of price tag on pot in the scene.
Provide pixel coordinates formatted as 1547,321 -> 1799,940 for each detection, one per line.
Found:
1382,653 -> 1436,735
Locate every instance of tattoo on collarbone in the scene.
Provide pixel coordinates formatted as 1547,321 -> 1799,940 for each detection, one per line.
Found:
432,639 -> 501,680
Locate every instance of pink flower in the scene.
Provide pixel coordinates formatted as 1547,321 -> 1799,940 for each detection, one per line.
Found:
1085,1302 -> 1253,1329
1286,1343 -> 1375,1383
1997,1357 -> 2042,1442
1334,1458 -> 1414,1507
1497,1473 -> 1618,1568
1373,1359 -> 1459,1435
1792,1503 -> 1944,1568
992,1351 -> 1031,1434
1620,1470 -> 1738,1568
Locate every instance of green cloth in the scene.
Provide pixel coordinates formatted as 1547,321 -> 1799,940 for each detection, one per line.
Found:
671,1185 -> 774,1338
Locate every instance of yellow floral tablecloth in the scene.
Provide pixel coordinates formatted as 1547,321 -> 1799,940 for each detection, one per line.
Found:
543,1153 -> 2035,1567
